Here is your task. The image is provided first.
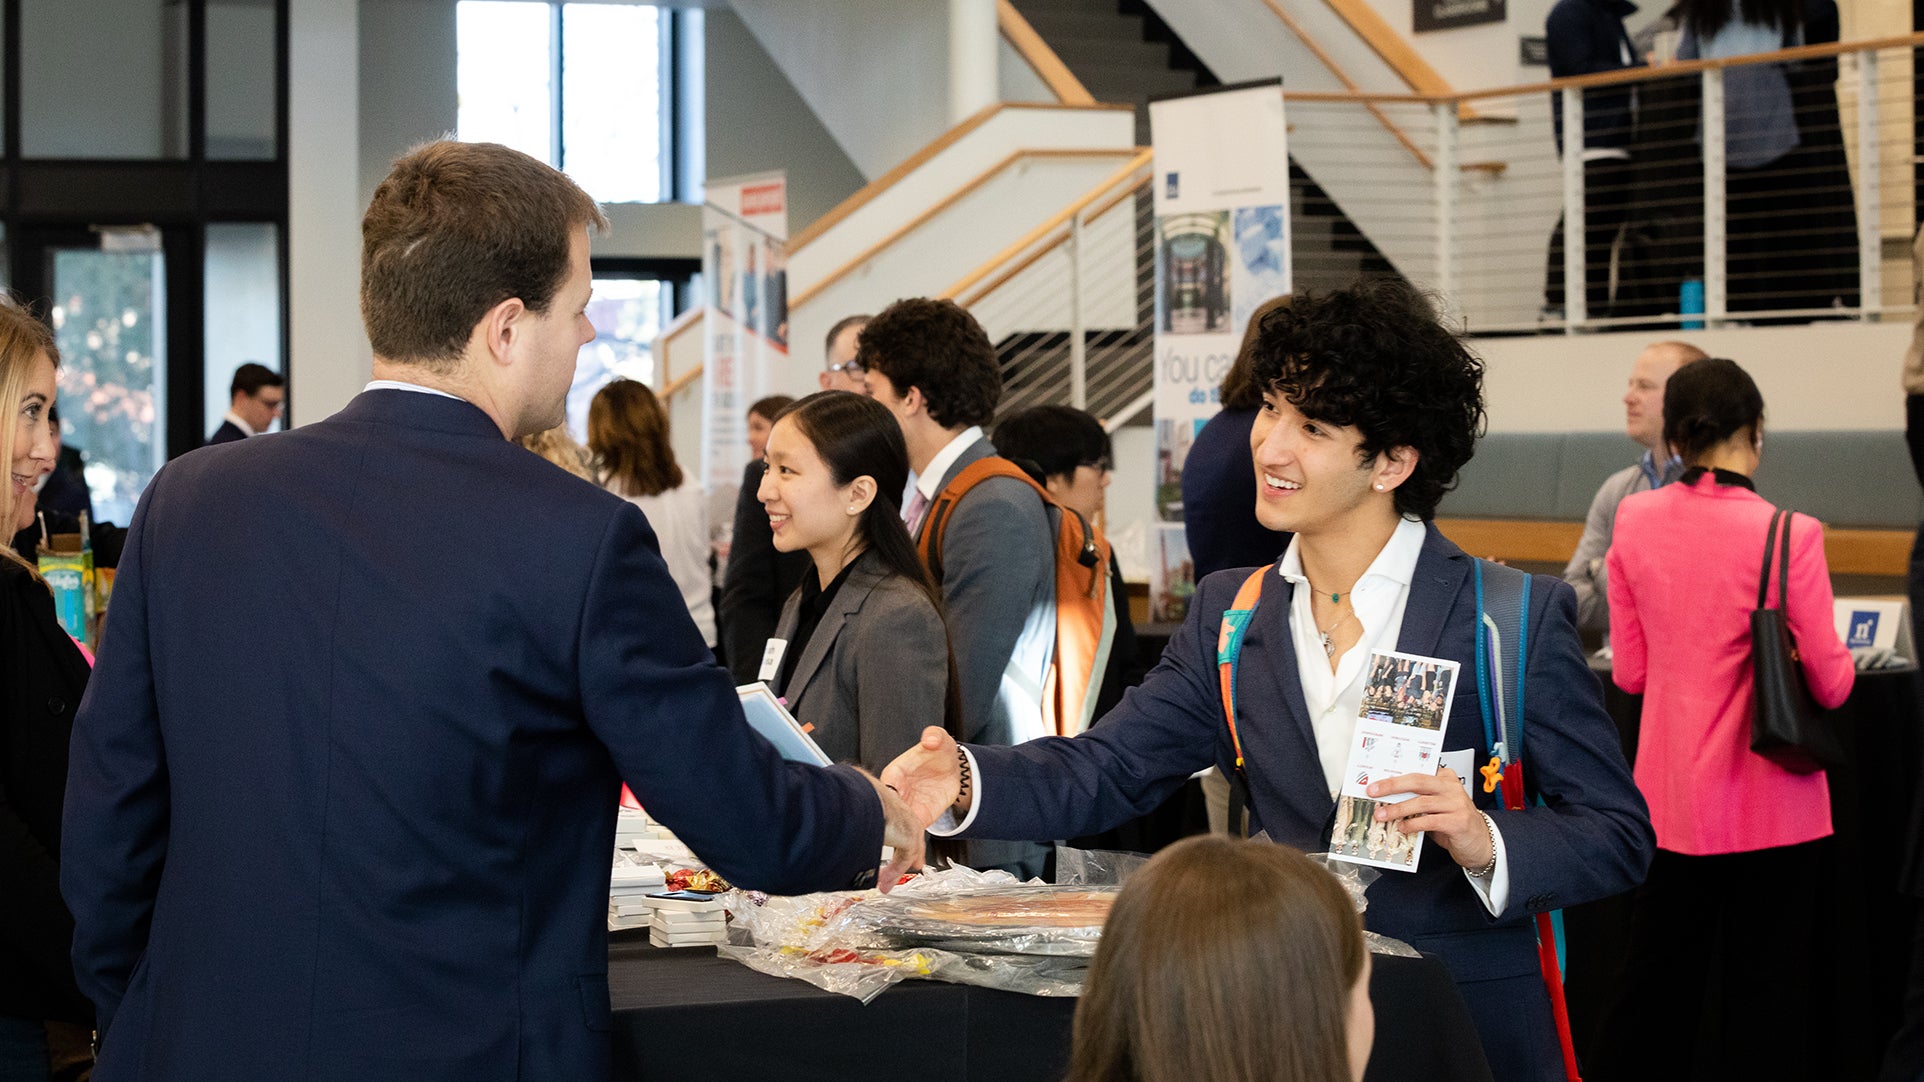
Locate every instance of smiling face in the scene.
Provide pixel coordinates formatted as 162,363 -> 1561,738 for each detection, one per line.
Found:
10,350 -> 57,533
1250,388 -> 1404,538
757,416 -> 866,562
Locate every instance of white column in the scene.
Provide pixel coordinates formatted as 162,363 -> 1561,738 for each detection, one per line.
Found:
1560,86 -> 1586,330
287,0 -> 369,425
1434,101 -> 1458,303
948,0 -> 997,124
1856,51 -> 1882,321
1701,68 -> 1727,327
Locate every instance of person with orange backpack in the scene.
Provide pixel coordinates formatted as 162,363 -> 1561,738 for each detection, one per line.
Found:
861,299 -> 1116,879
885,279 -> 1654,1082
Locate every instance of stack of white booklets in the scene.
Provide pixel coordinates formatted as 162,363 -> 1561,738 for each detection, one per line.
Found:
648,893 -> 727,949
608,852 -> 667,931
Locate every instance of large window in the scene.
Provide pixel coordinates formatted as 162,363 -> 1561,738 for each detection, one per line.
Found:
456,1 -> 670,204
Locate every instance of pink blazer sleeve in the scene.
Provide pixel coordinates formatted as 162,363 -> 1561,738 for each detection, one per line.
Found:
1782,513 -> 1854,709
1605,536 -> 1647,694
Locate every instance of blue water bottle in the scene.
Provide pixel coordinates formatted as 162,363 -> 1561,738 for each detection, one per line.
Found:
1680,278 -> 1705,330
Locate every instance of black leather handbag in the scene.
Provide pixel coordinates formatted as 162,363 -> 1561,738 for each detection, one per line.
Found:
1750,509 -> 1844,773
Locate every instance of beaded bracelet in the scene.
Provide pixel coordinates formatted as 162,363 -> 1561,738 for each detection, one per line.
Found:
954,745 -> 972,812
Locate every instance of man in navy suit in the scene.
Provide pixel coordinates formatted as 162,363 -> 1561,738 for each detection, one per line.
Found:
886,279 -> 1653,1082
62,141 -> 920,1081
205,362 -> 285,445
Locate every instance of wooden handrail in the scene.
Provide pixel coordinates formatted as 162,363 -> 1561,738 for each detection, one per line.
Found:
1313,0 -> 1457,100
1432,517 -> 1913,576
939,148 -> 1153,302
1279,31 -> 1924,106
955,170 -> 1152,308
662,363 -> 704,401
998,0 -> 1096,106
791,146 -> 1141,312
1257,0 -> 1434,169
787,101 -> 1133,254
658,306 -> 702,349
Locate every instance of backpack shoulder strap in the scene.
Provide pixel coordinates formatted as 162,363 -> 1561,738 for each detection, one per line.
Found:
916,457 -> 1045,580
1215,566 -> 1273,778
1472,559 -> 1532,796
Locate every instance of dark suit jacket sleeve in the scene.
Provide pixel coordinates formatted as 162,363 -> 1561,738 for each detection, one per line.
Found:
938,476 -> 1053,741
61,479 -> 173,1038
958,571 -> 1233,841
1493,578 -> 1654,918
720,461 -> 780,684
577,502 -> 883,895
848,587 -> 949,771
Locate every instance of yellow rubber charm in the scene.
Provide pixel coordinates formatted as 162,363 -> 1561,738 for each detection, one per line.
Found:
1479,756 -> 1504,794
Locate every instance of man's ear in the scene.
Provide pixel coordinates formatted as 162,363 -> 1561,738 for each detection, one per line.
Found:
1374,445 -> 1420,492
476,297 -> 529,366
900,384 -> 927,418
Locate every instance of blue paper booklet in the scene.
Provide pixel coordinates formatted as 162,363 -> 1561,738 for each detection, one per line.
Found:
737,682 -> 831,766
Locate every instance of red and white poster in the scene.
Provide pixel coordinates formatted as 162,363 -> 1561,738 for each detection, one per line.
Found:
701,171 -> 789,488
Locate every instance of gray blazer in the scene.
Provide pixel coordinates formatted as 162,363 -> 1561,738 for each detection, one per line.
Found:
918,436 -> 1057,749
770,550 -> 948,773
917,436 -> 1056,878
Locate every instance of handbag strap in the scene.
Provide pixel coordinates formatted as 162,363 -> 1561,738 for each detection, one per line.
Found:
1759,509 -> 1785,610
1778,510 -> 1794,613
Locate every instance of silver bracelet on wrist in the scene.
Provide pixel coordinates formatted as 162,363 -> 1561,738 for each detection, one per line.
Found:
1467,812 -> 1498,879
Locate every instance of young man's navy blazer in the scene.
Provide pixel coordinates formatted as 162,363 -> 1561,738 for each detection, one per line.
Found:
955,525 -> 1654,1081
61,389 -> 884,1080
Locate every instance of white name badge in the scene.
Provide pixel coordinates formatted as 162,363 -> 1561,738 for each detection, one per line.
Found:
758,638 -> 789,684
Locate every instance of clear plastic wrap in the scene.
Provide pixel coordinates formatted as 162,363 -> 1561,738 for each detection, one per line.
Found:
719,866 -> 1100,1002
1052,846 -> 1150,887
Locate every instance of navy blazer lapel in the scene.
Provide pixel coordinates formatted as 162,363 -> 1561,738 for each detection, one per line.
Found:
1234,571 -> 1342,830
1395,524 -> 1473,660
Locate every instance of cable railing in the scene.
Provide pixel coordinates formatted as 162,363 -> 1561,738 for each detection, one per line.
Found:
1292,32 -> 1922,333
940,151 -> 1156,430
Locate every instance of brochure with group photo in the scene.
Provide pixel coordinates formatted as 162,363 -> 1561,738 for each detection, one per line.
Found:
1327,650 -> 1461,873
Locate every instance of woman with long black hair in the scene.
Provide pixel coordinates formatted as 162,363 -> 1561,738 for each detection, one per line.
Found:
757,391 -> 956,772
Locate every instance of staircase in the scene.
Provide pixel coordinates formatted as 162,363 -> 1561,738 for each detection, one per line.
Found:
983,0 -> 1396,424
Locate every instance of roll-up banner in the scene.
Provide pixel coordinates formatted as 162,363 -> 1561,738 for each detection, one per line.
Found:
701,172 -> 789,488
1147,81 -> 1291,621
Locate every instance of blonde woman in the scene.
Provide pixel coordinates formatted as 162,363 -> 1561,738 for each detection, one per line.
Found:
0,298 -> 94,1078
588,380 -> 715,648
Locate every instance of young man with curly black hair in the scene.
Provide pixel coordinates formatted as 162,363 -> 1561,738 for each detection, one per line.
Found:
859,297 -> 1056,879
884,277 -> 1653,1082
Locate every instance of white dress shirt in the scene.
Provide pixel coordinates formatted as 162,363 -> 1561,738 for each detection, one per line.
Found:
939,515 -> 1509,914
364,379 -> 464,401
909,426 -> 985,504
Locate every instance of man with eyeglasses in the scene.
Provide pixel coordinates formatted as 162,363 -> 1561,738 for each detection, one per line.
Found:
206,363 -> 285,445
818,313 -> 869,394
720,313 -> 871,682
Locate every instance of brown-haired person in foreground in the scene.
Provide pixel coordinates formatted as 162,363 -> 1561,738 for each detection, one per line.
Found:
1068,835 -> 1372,1082
590,379 -> 716,651
59,140 -> 919,1081
0,297 -> 94,1080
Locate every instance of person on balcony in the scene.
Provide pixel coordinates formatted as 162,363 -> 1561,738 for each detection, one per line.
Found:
1544,0 -> 1643,322
1674,0 -> 1854,316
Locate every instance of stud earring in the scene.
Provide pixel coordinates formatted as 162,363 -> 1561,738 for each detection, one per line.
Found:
1374,483 -> 1385,491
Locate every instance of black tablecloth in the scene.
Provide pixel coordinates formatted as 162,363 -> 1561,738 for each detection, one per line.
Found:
1564,666 -> 1924,1080
609,936 -> 1493,1082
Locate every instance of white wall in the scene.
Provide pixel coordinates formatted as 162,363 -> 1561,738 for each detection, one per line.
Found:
703,7 -> 868,234
290,0 -> 371,425
1476,322 -> 1909,434
728,0 -> 952,181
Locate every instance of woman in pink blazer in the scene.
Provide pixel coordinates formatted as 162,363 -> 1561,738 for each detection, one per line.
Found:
1594,356 -> 1854,1080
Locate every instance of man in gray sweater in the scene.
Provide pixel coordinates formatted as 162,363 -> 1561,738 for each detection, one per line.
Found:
1563,340 -> 1706,633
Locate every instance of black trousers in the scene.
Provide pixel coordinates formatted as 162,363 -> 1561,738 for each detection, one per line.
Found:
1545,156 -> 1633,319
1589,840 -> 1825,1082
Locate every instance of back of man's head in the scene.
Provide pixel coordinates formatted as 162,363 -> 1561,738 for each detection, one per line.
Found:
230,362 -> 284,401
992,405 -> 1110,486
361,140 -> 608,369
857,298 -> 1001,430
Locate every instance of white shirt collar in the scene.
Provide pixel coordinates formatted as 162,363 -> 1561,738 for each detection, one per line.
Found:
223,409 -> 258,438
1278,515 -> 1427,592
364,379 -> 466,402
913,425 -> 985,501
